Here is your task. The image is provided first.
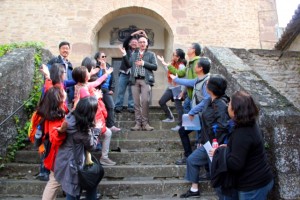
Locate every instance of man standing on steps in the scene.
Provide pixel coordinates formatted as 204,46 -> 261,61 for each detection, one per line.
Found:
119,32 -> 158,131
169,57 -> 211,165
47,41 -> 74,108
167,43 -> 201,131
114,31 -> 141,114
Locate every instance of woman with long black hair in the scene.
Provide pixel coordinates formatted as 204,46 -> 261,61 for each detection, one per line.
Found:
54,96 -> 102,200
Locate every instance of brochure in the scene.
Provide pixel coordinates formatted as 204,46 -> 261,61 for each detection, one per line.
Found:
182,114 -> 201,130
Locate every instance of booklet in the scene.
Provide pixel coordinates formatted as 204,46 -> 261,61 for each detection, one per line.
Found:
170,86 -> 182,99
182,114 -> 201,130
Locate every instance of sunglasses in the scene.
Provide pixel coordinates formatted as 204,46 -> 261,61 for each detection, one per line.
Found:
101,56 -> 107,58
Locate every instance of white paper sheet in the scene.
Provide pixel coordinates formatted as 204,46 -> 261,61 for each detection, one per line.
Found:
203,141 -> 213,162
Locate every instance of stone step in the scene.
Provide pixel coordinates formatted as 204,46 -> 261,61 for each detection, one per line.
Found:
14,151 -> 185,165
116,121 -> 181,130
109,139 -> 195,152
0,179 -> 216,199
111,129 -> 195,140
0,195 -> 218,200
115,112 -> 179,121
0,163 -> 187,180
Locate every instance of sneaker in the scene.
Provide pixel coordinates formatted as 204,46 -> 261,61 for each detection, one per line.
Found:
143,124 -> 154,131
110,126 -> 121,132
100,157 -> 116,166
162,118 -> 175,123
175,157 -> 187,165
180,189 -> 200,198
131,124 -> 142,131
171,125 -> 180,131
115,107 -> 122,113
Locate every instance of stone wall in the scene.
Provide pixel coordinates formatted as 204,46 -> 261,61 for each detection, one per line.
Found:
0,48 -> 53,157
231,48 -> 300,110
204,46 -> 300,200
0,0 -> 278,65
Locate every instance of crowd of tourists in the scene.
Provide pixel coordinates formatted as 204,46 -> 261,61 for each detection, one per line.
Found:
28,29 -> 274,200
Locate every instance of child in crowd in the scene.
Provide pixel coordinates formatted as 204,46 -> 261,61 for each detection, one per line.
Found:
72,63 -> 116,166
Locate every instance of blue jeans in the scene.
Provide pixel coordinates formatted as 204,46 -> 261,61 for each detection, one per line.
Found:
238,179 -> 274,200
114,73 -> 134,109
183,96 -> 192,114
66,187 -> 97,200
185,146 -> 210,183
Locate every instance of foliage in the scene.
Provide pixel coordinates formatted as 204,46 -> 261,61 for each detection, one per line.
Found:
0,41 -> 44,58
1,42 -> 44,162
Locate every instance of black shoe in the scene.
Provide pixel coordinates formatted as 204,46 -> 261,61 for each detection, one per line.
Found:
180,189 -> 200,198
115,107 -> 122,113
175,157 -> 187,165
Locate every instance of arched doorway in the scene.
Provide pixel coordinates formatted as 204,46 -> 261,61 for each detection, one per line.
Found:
90,7 -> 174,106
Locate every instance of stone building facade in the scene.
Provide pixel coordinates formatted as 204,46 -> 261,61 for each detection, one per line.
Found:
0,0 -> 278,103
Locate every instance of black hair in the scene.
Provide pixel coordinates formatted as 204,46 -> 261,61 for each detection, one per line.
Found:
37,86 -> 66,121
192,43 -> 202,56
207,74 -> 227,97
94,52 -> 100,60
59,41 -> 70,49
50,63 -> 65,85
175,48 -> 187,65
230,91 -> 259,127
81,57 -> 97,72
73,96 -> 98,132
198,57 -> 211,74
72,66 -> 88,83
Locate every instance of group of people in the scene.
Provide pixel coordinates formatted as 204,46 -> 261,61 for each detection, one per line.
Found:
155,43 -> 274,199
29,28 -> 274,200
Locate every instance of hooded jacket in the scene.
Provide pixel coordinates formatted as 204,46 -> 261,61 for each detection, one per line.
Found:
54,113 -> 100,197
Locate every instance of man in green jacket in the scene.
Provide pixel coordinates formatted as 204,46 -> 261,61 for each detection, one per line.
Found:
168,43 -> 202,113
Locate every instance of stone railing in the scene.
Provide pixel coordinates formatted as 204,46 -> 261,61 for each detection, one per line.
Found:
204,46 -> 300,200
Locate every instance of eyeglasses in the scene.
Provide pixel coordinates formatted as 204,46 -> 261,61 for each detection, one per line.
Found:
138,41 -> 146,44
101,56 -> 107,58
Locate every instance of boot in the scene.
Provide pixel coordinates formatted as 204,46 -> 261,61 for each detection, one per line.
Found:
131,124 -> 142,131
143,124 -> 154,131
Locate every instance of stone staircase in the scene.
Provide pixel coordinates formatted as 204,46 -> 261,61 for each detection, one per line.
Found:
0,107 -> 217,199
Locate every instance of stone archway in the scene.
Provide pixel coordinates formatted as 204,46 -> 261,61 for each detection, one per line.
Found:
90,6 -> 175,105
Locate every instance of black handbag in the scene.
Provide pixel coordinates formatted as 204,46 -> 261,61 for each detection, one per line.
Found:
71,136 -> 104,190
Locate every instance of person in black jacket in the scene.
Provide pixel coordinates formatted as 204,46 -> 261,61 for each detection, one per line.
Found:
180,74 -> 231,198
224,91 -> 273,199
114,31 -> 142,113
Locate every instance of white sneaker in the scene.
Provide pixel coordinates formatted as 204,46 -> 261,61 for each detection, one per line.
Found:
162,118 -> 175,123
110,126 -> 121,132
171,125 -> 180,131
100,157 -> 116,166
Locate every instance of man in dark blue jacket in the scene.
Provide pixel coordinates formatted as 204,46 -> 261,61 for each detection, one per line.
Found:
47,41 -> 74,106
